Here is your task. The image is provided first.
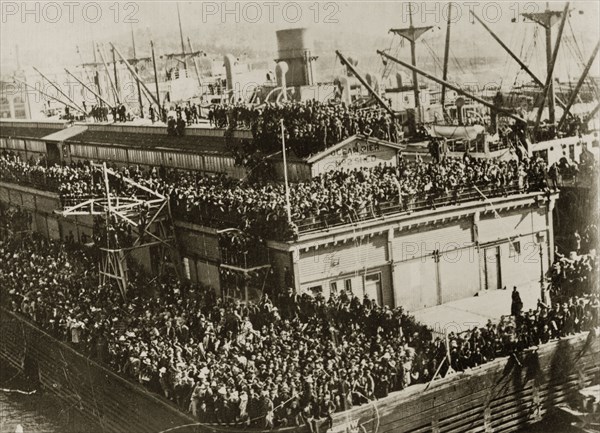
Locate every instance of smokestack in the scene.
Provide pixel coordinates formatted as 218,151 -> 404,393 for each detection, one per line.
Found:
276,28 -> 315,87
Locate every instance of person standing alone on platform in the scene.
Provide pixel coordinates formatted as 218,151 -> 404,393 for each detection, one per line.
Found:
511,286 -> 523,317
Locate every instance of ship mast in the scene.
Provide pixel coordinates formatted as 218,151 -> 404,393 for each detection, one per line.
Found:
522,2 -> 569,126
532,2 -> 570,130
111,46 -> 121,103
390,8 -> 433,122
75,45 -> 99,106
441,3 -> 452,112
91,41 -> 103,105
389,9 -> 433,115
161,4 -> 204,87
131,24 -> 144,117
111,43 -> 161,110
151,40 -> 162,113
97,43 -> 120,106
176,3 -> 187,71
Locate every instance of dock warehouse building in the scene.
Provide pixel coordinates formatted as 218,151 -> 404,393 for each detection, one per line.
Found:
0,119 -> 556,311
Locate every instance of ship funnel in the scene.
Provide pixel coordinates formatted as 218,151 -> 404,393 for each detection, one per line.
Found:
276,28 -> 315,86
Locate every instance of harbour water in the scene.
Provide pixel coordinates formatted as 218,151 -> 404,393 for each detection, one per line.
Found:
0,362 -> 94,433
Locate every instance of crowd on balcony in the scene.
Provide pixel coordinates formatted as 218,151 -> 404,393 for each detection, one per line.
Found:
1,232 -> 598,429
0,151 -> 551,241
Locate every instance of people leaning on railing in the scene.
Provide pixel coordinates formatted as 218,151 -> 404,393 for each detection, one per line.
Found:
1,232 -> 598,428
0,150 -> 556,242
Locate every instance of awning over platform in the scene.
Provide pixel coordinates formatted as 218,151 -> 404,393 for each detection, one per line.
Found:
42,125 -> 88,142
65,129 -> 233,155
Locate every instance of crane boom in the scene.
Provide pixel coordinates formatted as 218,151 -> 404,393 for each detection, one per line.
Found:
376,50 -> 527,124
557,39 -> 600,129
65,68 -> 115,109
33,67 -> 86,114
335,50 -> 395,117
110,43 -> 161,109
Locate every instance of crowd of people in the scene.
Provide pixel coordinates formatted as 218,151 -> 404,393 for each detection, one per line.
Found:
210,100 -> 401,160
550,252 -> 599,302
78,99 -> 206,129
1,232 -> 597,429
0,151 -> 550,241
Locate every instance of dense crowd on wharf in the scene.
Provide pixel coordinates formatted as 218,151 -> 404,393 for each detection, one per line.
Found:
210,101 -> 401,158
0,231 -> 598,429
0,151 -> 552,241
551,251 -> 599,301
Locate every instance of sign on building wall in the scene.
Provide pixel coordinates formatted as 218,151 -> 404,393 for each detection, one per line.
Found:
309,136 -> 402,176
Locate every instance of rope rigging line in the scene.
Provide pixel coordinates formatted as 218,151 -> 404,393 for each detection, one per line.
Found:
568,20 -> 586,67
513,26 -> 533,87
380,34 -> 397,80
421,39 -> 445,74
449,45 -> 467,76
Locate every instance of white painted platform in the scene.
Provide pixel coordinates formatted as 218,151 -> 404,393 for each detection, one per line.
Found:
412,280 -> 543,335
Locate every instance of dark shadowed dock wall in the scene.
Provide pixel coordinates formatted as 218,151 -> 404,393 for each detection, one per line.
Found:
0,309 -> 197,433
329,331 -> 599,433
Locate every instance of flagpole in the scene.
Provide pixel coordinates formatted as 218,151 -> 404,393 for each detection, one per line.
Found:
281,119 -> 292,224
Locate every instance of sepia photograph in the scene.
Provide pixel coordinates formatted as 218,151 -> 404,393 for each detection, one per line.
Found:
0,1 -> 599,432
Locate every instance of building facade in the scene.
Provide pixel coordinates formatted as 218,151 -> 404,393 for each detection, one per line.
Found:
268,191 -> 555,311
